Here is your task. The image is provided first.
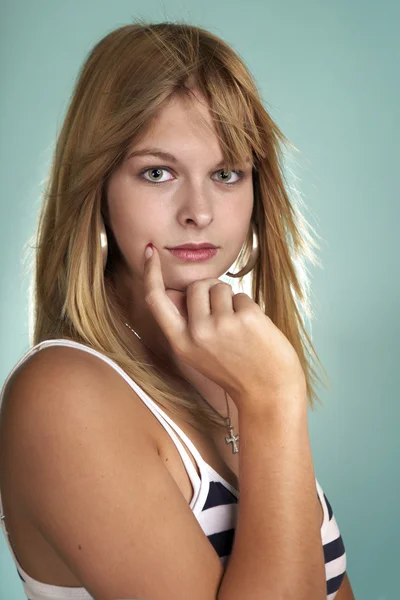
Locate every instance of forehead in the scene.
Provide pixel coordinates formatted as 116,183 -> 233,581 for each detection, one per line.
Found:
140,93 -> 218,145
129,92 -> 253,166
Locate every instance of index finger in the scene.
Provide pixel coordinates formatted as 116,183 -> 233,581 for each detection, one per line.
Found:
142,244 -> 187,341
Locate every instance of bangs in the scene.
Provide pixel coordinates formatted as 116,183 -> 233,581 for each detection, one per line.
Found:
144,22 -> 267,172
87,23 -> 272,175
175,70 -> 263,172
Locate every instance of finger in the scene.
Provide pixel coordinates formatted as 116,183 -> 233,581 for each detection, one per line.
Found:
209,281 -> 235,316
232,291 -> 259,313
185,278 -> 222,323
143,245 -> 187,340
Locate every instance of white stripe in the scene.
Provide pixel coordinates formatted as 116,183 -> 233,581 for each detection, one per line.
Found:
197,503 -> 238,536
325,552 -> 347,582
322,514 -> 341,545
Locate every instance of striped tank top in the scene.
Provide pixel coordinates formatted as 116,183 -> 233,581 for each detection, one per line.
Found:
0,339 -> 347,599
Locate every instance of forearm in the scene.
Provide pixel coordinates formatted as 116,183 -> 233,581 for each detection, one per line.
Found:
217,391 -> 326,600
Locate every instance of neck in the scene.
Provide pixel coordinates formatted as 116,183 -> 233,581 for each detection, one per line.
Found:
112,263 -> 178,367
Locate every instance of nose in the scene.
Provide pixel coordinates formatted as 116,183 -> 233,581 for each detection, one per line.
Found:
176,181 -> 214,228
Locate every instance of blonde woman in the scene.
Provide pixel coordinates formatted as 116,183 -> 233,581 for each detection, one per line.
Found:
0,22 -> 354,600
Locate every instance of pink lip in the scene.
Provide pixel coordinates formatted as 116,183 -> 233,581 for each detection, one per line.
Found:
167,248 -> 218,261
168,243 -> 217,250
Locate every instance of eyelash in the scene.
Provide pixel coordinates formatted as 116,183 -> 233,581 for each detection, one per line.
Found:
137,166 -> 246,186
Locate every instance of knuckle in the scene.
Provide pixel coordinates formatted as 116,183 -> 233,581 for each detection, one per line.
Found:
189,322 -> 210,344
215,315 -> 232,332
240,308 -> 259,327
234,291 -> 251,300
186,279 -> 204,294
211,281 -> 232,292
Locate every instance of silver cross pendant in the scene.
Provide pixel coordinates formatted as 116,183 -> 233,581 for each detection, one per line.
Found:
225,422 -> 239,454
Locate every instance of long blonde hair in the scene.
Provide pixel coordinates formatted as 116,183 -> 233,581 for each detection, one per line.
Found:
31,20 -> 328,434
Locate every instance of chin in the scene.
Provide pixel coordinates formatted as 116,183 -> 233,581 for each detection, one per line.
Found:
165,267 -> 225,292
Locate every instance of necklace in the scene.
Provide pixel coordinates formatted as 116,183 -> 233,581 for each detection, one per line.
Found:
124,321 -> 239,453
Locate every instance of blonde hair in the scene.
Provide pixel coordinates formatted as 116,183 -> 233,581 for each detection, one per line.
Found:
31,20 -> 329,434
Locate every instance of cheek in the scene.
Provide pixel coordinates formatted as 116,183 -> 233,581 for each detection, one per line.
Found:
109,207 -> 165,259
226,192 -> 254,235
106,174 -> 164,242
225,196 -> 254,256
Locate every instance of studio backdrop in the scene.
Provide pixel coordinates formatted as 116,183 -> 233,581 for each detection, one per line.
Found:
0,1 -> 398,599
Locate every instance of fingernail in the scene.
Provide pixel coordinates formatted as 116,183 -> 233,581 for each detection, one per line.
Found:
144,243 -> 153,260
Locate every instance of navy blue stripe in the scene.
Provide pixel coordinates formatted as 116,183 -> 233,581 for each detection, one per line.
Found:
323,534 -> 346,563
16,568 -> 25,582
327,571 -> 346,596
203,481 -> 237,510
324,493 -> 333,520
207,528 -> 235,557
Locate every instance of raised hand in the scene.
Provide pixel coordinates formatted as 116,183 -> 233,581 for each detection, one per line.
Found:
143,244 -> 307,414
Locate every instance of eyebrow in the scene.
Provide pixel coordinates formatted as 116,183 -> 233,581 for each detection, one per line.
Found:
126,147 -> 250,169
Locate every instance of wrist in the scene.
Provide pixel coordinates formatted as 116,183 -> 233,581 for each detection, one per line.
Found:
233,383 -> 308,421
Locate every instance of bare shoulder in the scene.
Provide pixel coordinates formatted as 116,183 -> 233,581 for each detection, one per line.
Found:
0,344 -> 224,599
1,344 -> 158,446
0,344 -> 160,522
2,343 -> 143,404
2,343 -> 121,398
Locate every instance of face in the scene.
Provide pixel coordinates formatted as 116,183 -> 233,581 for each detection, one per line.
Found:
105,90 -> 254,327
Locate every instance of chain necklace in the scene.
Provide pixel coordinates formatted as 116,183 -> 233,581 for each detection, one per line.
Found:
124,321 -> 239,453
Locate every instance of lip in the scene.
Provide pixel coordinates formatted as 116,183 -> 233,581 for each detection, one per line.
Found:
167,243 -> 218,250
167,248 -> 218,261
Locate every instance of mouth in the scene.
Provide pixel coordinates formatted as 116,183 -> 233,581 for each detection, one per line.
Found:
167,247 -> 218,262
167,243 -> 218,250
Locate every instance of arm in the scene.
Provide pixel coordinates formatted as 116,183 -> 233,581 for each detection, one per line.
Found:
335,573 -> 356,600
217,390 -> 326,600
1,347 -> 226,600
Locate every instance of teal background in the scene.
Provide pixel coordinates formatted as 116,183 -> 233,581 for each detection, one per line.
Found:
0,1 -> 398,598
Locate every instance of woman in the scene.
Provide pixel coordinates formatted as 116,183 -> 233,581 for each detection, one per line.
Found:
0,22 -> 354,600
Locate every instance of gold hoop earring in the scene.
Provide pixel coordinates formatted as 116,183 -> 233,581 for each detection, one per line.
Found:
226,221 -> 259,278
100,219 -> 108,271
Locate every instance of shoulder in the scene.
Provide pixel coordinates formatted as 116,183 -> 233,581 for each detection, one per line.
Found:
3,341 -> 141,404
3,342 -> 125,396
0,342 -> 162,462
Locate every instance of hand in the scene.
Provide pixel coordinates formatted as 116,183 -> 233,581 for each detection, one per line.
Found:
143,245 -> 307,414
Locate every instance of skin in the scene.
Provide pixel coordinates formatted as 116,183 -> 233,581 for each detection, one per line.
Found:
105,89 -> 254,365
